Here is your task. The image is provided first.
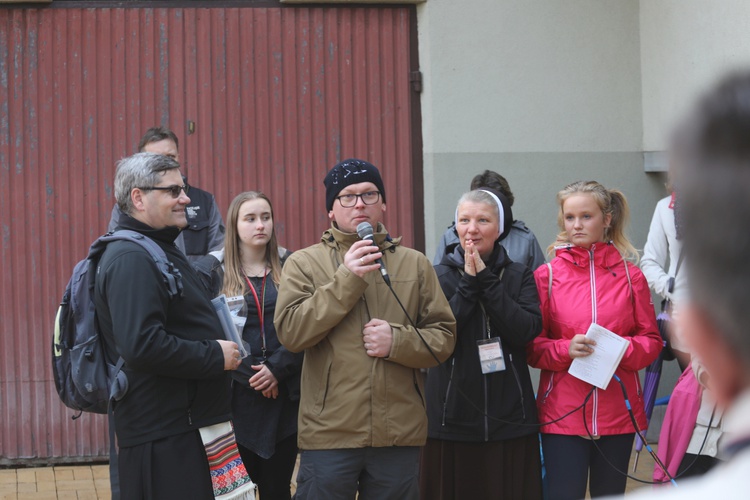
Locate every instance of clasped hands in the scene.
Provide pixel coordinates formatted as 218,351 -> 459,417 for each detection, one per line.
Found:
463,240 -> 486,276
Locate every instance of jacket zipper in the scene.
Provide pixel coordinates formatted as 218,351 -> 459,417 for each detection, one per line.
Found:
483,308 -> 490,441
589,247 -> 598,435
589,247 -> 597,324
441,358 -> 456,427
509,354 -> 526,421
482,376 -> 490,442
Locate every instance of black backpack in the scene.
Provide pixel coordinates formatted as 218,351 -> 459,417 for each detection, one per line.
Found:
52,230 -> 184,418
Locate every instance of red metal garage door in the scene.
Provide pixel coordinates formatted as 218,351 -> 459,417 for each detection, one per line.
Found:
0,3 -> 422,463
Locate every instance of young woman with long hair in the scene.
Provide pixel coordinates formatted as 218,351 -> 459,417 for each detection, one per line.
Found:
198,191 -> 302,500
527,180 -> 662,499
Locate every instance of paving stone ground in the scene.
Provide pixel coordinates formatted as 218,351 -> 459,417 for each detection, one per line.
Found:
0,445 -> 661,499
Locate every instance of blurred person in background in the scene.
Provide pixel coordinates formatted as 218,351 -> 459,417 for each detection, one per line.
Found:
624,69 -> 750,499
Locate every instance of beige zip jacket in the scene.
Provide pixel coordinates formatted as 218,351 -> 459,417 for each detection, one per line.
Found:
275,224 -> 456,450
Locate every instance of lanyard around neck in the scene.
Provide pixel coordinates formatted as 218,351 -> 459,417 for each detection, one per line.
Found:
245,270 -> 268,359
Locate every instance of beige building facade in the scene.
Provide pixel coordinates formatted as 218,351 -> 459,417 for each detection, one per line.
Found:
419,0 -> 750,261
417,0 -> 750,395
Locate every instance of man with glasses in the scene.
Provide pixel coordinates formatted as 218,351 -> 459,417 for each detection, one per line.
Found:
275,158 -> 456,499
95,152 -> 243,498
106,126 -> 226,498
108,126 -> 225,262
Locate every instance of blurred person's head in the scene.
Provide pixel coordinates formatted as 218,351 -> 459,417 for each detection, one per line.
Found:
470,170 -> 514,207
675,70 -> 750,405
138,126 -> 180,163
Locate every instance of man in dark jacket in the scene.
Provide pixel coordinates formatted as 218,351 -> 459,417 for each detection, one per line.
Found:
95,152 -> 242,498
107,126 -> 225,261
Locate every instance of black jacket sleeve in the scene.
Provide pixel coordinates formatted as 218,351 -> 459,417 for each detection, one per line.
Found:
476,264 -> 542,348
442,263 -> 541,349
476,264 -> 542,347
101,247 -> 225,379
265,348 -> 304,383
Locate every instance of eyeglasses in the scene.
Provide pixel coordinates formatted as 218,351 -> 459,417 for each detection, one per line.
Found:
336,191 -> 381,208
138,184 -> 190,198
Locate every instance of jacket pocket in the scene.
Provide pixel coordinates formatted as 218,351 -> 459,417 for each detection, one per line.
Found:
632,371 -> 642,397
540,371 -> 557,404
508,354 -> 527,420
413,369 -> 426,409
182,219 -> 211,256
441,361 -> 483,426
312,358 -> 332,415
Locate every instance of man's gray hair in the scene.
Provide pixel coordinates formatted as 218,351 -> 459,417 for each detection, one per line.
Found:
114,152 -> 180,215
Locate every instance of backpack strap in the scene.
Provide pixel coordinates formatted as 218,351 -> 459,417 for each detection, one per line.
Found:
109,356 -> 128,403
98,230 -> 184,299
95,230 -> 183,406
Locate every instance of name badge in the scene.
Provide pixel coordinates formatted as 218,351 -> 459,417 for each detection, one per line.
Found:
477,337 -> 505,374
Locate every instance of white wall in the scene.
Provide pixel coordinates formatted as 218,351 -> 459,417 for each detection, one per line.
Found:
419,0 -> 652,262
418,0 -> 750,402
421,0 -> 642,154
640,0 -> 750,151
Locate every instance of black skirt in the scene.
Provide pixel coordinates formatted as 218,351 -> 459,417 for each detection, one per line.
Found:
419,433 -> 543,500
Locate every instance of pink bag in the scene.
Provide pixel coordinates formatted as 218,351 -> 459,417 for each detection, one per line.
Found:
653,363 -> 702,483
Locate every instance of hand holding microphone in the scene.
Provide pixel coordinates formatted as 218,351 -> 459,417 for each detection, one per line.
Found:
344,238 -> 383,278
356,222 -> 391,286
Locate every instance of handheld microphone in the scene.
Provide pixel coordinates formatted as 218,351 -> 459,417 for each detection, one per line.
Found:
356,221 -> 391,286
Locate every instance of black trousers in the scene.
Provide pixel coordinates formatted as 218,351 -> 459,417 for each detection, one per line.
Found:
238,433 -> 298,500
293,446 -> 420,500
677,453 -> 721,479
108,409 -> 120,500
541,433 -> 634,500
119,431 -> 214,500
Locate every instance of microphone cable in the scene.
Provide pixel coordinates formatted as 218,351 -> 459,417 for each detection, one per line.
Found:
581,374 -> 677,487
388,262 -> 713,487
381,269 -> 597,430
596,373 -> 718,486
667,404 -> 717,479
376,253 -> 691,447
